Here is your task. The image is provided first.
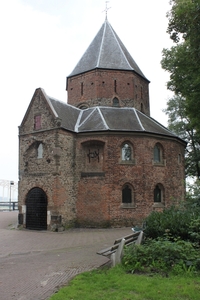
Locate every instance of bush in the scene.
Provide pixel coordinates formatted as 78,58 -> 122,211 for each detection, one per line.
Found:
144,206 -> 192,241
188,217 -> 200,246
123,200 -> 200,276
122,238 -> 200,275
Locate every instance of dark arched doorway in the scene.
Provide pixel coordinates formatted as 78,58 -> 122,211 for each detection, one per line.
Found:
26,188 -> 47,230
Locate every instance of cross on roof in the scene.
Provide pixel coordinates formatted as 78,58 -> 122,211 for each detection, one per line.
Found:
103,1 -> 111,20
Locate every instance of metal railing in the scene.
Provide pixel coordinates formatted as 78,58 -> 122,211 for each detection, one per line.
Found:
0,202 -> 18,211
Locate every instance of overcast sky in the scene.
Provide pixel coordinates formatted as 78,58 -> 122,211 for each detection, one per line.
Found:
0,0 -> 173,183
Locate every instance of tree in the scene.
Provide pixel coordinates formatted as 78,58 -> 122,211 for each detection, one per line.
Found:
164,95 -> 200,179
161,0 -> 200,132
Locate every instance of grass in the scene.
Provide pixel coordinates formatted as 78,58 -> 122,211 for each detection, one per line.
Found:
50,265 -> 200,300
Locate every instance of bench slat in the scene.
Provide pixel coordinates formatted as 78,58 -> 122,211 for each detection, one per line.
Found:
97,231 -> 143,257
114,232 -> 140,244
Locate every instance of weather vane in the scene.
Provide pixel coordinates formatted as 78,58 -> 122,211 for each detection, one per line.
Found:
103,1 -> 111,20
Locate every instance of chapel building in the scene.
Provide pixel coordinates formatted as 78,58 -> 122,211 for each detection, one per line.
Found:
18,19 -> 186,230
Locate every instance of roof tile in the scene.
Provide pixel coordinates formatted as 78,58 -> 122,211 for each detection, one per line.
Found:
69,20 -> 147,80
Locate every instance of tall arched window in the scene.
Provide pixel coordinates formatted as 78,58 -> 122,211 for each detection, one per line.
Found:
37,143 -> 43,159
122,143 -> 132,161
153,143 -> 163,163
154,185 -> 161,202
122,185 -> 132,203
153,184 -> 164,205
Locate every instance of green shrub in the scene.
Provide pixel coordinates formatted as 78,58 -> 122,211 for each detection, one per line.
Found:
188,217 -> 200,246
144,206 -> 197,241
122,238 -> 199,275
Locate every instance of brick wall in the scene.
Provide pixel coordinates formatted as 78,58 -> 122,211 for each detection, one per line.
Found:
18,89 -> 185,229
67,69 -> 150,115
19,122 -> 185,228
18,89 -> 77,229
18,128 -> 77,229
75,133 -> 185,227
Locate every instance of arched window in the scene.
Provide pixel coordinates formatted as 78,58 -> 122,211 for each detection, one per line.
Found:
122,185 -> 132,203
154,185 -> 161,202
122,143 -> 132,161
77,102 -> 89,110
154,184 -> 164,204
113,97 -> 119,107
37,143 -> 43,159
79,105 -> 88,110
153,143 -> 163,163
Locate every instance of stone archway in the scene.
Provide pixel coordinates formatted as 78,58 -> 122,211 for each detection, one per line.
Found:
26,188 -> 47,230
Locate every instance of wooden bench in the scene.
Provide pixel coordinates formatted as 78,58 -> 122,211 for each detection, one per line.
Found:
97,230 -> 143,266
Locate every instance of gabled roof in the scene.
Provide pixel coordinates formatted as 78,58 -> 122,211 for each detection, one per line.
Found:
74,106 -> 177,138
20,88 -> 185,144
19,88 -> 185,144
68,20 -> 148,80
20,88 -> 58,127
49,97 -> 80,131
46,91 -> 185,143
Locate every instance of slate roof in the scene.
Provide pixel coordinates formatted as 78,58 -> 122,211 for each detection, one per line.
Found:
68,19 -> 148,80
49,97 -> 80,131
48,95 -> 183,142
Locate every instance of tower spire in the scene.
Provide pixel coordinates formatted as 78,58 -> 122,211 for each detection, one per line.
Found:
103,1 -> 111,20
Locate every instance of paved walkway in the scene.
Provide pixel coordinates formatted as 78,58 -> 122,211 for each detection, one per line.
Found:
0,211 -> 131,300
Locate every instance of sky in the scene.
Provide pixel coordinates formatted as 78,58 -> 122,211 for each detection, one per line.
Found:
0,0 -> 174,183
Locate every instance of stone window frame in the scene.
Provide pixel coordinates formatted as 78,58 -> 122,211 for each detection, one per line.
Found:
153,143 -> 165,166
120,141 -> 135,165
153,183 -> 165,208
121,183 -> 135,208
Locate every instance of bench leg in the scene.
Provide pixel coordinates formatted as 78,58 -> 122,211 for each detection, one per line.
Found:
135,231 -> 143,245
111,238 -> 125,267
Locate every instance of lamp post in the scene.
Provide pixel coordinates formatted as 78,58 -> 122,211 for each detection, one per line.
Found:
9,181 -> 14,211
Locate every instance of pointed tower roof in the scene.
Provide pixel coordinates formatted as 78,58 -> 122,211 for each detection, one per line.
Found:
69,20 -> 148,80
